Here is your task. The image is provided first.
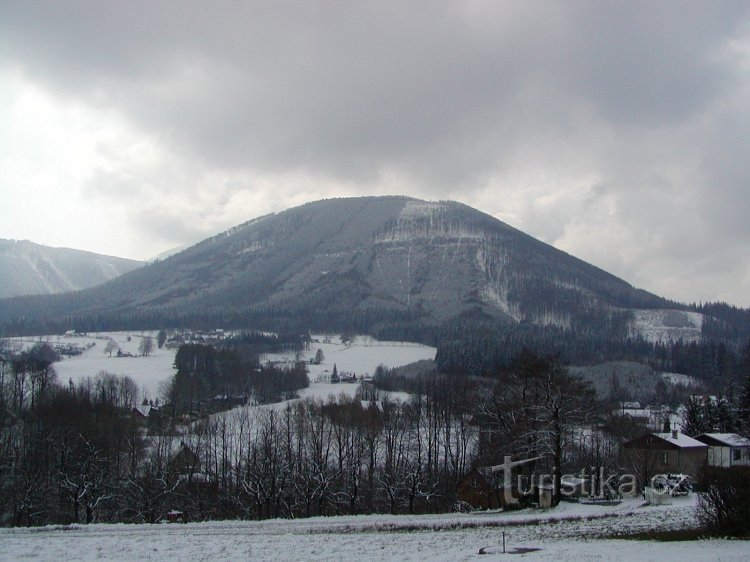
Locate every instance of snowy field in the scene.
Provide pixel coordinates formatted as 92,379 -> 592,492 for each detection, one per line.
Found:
277,335 -> 434,402
1,496 -> 746,561
6,333 -> 435,402
8,331 -> 176,400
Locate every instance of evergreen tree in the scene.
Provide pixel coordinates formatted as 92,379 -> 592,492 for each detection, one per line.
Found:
683,396 -> 708,436
703,396 -> 720,432
737,341 -> 750,435
330,363 -> 339,383
715,396 -> 737,433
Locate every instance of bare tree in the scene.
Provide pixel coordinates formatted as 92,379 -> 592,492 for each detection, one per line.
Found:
118,376 -> 140,410
103,338 -> 119,357
478,349 -> 598,506
138,336 -> 154,357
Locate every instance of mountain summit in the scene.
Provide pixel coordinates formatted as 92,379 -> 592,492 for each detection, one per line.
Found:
0,196 -> 674,335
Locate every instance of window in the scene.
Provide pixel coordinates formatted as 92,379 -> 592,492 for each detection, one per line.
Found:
733,448 -> 741,462
661,452 -> 669,465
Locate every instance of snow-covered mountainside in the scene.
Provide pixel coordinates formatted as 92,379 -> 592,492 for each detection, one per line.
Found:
0,239 -> 144,298
629,309 -> 704,343
0,197 -> 678,332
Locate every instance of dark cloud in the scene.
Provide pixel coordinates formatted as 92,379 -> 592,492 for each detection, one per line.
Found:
562,2 -> 744,125
1,1 -> 749,304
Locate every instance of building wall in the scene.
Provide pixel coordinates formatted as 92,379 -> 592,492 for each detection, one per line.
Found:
621,443 -> 707,490
708,446 -> 750,467
734,447 -> 750,467
677,448 -> 708,476
707,446 -> 730,468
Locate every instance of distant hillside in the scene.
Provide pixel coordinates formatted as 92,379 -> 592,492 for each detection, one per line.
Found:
0,239 -> 144,298
0,197 -> 686,338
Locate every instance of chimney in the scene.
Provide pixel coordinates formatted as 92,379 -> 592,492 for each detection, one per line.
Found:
672,430 -> 679,439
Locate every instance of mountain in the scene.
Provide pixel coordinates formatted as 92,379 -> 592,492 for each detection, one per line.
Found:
0,239 -> 144,298
0,197 -> 701,337
148,242 -> 194,263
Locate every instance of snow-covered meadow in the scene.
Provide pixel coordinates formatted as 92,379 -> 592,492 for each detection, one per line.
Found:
277,335 -> 434,402
1,495 -> 746,561
6,332 -> 435,402
7,332 -> 178,400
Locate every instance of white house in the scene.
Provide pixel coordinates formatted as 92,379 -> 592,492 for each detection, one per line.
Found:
695,433 -> 750,467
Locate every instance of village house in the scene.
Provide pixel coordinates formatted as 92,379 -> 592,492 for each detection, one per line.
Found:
621,430 -> 708,489
613,402 -> 680,431
694,433 -> 750,467
168,442 -> 201,476
132,403 -> 154,418
134,401 -> 162,420
456,466 -> 505,510
457,466 -> 587,510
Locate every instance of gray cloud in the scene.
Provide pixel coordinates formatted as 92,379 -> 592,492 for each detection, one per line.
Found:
1,1 -> 749,305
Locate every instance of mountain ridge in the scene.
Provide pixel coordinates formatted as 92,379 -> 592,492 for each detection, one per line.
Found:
0,239 -> 144,299
0,196 -> 698,337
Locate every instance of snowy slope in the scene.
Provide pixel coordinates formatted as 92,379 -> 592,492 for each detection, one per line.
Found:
629,309 -> 704,342
0,239 -> 143,297
1,496 -> 746,561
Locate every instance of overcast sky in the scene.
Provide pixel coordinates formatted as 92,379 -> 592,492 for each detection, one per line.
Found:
1,1 -> 749,307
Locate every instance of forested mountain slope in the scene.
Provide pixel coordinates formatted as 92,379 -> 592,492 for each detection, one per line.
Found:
0,239 -> 144,298
0,196 -> 706,337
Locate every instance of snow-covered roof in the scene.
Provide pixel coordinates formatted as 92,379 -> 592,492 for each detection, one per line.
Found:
696,433 -> 750,448
134,404 -> 152,417
654,432 -> 707,448
624,431 -> 707,449
620,408 -> 651,418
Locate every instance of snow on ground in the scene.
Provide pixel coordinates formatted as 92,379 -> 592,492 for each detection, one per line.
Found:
267,335 -> 435,402
661,372 -> 702,388
9,333 -> 433,403
8,332 -> 176,400
630,310 -> 703,343
1,496 -> 746,561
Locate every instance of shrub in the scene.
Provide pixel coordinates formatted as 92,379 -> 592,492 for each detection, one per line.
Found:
696,465 -> 750,536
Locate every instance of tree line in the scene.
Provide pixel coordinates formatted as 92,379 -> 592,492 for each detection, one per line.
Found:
3,336 -> 750,527
1,342 -> 614,525
434,322 -> 750,394
163,337 -> 310,416
0,346 -> 146,525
